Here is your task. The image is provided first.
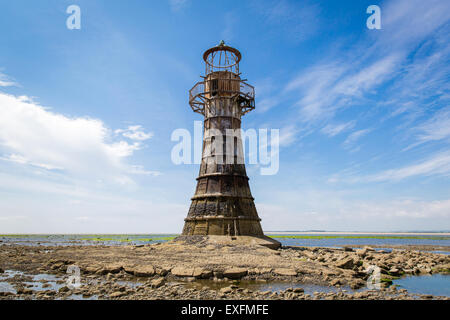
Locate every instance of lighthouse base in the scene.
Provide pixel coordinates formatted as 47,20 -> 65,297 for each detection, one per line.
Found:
173,235 -> 281,250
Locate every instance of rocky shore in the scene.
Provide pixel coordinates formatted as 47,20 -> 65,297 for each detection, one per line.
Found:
0,240 -> 449,300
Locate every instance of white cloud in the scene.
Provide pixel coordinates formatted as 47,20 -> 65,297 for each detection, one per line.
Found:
0,72 -> 17,87
0,92 -> 157,184
367,151 -> 450,182
0,154 -> 63,170
408,107 -> 450,148
331,151 -> 450,183
115,125 -> 153,141
343,129 -> 371,147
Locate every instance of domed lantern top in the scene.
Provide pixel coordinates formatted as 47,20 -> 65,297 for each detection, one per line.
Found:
202,40 -> 241,75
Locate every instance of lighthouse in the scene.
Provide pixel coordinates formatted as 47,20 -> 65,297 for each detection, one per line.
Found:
179,41 -> 280,249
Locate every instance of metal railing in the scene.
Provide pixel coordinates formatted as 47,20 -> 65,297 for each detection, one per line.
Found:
189,79 -> 255,115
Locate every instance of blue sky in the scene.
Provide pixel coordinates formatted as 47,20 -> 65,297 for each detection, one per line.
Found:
0,0 -> 449,233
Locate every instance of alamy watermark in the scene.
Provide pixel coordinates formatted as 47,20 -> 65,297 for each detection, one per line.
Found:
66,5 -> 81,30
366,265 -> 381,290
366,5 -> 381,30
66,265 -> 81,289
171,121 -> 279,176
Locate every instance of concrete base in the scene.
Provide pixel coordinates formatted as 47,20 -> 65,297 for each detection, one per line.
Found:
173,235 -> 281,250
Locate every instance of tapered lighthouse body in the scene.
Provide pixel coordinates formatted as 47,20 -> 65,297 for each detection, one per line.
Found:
181,42 -> 269,239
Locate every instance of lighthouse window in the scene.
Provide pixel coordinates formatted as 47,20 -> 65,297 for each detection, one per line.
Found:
211,79 -> 218,96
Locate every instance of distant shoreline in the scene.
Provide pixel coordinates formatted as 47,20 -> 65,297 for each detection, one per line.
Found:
1,231 -> 449,236
265,231 -> 450,236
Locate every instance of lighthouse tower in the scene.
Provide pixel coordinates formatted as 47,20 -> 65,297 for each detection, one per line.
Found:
179,41 -> 280,249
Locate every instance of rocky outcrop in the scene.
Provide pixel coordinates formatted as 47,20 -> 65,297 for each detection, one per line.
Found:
223,267 -> 248,279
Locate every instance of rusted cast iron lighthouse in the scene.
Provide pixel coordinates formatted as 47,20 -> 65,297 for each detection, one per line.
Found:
179,42 -> 280,249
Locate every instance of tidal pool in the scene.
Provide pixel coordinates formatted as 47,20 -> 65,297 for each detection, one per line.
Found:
393,274 -> 450,297
181,279 -> 339,296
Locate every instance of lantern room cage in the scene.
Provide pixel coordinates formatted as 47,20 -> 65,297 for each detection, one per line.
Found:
189,41 -> 255,116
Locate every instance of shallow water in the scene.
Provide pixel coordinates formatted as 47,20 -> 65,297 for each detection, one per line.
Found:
1,233 -> 448,250
393,274 -> 450,297
276,236 -> 450,249
183,279 -> 340,296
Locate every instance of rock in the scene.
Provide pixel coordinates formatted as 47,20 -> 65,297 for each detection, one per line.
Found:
58,286 -> 70,293
17,287 -> 33,295
100,263 -> 122,274
335,257 -> 355,269
274,268 -> 297,276
150,277 -> 165,288
171,266 -> 193,277
110,291 -> 125,298
0,292 -> 13,296
343,246 -> 353,252
330,279 -> 341,286
83,265 -> 101,274
293,287 -> 304,293
356,248 -> 368,257
223,267 -> 248,279
363,246 -> 375,252
220,286 -> 233,294
158,267 -> 169,276
133,265 -> 155,277
350,280 -> 366,289
192,268 -> 213,279
0,267 -> 4,273
389,267 -> 401,275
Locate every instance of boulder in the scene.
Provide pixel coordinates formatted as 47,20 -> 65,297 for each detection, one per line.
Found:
83,265 -> 101,274
335,257 -> 355,269
219,286 -> 233,294
158,267 -> 170,276
58,286 -> 70,293
192,268 -> 213,279
100,263 -> 122,274
274,268 -> 297,276
389,267 -> 401,276
330,279 -> 341,286
150,277 -> 165,288
133,265 -> 155,277
171,266 -> 194,277
356,248 -> 367,257
110,291 -> 125,298
223,267 -> 248,279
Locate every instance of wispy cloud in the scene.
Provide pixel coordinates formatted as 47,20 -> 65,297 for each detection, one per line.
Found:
343,129 -> 372,148
0,71 -> 17,87
321,121 -> 356,137
405,107 -> 450,150
330,151 -> 450,183
168,0 -> 189,12
283,0 -> 449,124
367,151 -> 450,182
249,0 -> 321,43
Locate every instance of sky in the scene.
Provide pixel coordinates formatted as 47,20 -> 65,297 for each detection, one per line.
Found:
0,0 -> 449,233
